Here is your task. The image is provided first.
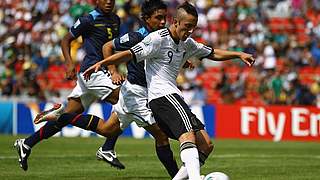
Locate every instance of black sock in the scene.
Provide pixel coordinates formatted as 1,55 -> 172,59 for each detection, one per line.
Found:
24,113 -> 100,149
101,135 -> 119,151
24,113 -> 82,148
57,113 -> 100,131
156,144 -> 179,178
199,151 -> 209,166
24,121 -> 61,148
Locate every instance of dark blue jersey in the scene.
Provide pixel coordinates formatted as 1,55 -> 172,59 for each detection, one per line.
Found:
70,8 -> 120,72
113,26 -> 150,87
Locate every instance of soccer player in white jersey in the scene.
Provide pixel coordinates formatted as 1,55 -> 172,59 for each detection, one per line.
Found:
83,2 -> 255,180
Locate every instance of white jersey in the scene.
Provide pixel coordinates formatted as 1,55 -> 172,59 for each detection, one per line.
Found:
130,28 -> 212,101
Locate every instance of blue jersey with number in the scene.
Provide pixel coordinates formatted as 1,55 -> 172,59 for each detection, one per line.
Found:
70,8 -> 120,72
113,26 -> 150,87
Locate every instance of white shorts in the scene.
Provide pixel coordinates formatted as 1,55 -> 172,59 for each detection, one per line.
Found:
68,71 -> 119,109
114,80 -> 155,130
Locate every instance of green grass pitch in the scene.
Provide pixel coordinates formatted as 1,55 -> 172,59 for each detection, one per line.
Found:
0,135 -> 319,180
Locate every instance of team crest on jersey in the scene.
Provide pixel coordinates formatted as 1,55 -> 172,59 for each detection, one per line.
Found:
73,19 -> 81,29
120,33 -> 129,43
142,36 -> 152,45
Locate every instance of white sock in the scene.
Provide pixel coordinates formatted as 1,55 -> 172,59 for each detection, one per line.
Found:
172,165 -> 188,180
180,147 -> 201,180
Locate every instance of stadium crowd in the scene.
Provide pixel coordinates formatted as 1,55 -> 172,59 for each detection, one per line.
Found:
0,0 -> 320,107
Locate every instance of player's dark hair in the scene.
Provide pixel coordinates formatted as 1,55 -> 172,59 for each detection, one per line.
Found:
141,0 -> 167,20
177,1 -> 198,18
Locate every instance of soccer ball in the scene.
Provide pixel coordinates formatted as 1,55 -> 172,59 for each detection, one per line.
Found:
203,172 -> 230,180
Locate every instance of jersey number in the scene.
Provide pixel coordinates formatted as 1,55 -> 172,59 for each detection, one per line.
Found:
167,51 -> 173,64
107,28 -> 113,39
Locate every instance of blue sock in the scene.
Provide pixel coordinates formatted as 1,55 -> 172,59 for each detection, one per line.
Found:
24,113 -> 100,148
101,135 -> 119,151
61,113 -> 100,131
24,121 -> 61,148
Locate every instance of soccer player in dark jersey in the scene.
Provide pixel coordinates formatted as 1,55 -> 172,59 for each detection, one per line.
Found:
94,1 -> 181,177
14,0 -> 125,171
14,0 -> 181,177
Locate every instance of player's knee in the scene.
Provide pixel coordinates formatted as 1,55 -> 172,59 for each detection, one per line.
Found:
97,129 -> 109,137
179,131 -> 196,143
65,98 -> 84,113
98,124 -> 122,138
180,141 -> 197,152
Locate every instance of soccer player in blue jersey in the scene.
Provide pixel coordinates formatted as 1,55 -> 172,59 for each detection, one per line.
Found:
93,1 -> 181,177
83,2 -> 255,179
14,0 -> 125,171
14,0 -> 181,177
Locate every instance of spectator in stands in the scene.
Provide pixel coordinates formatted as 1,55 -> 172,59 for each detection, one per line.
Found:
311,38 -> 320,65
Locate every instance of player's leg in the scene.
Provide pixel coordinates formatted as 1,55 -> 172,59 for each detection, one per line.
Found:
13,98 -> 85,171
95,112 -> 125,169
178,114 -> 213,166
34,111 -> 123,139
177,132 -> 201,180
195,130 -> 214,165
149,94 -> 201,180
52,110 -> 123,170
84,71 -> 124,169
96,112 -> 122,137
23,98 -> 84,148
32,111 -> 125,170
112,83 -> 179,176
14,120 -> 72,171
97,87 -> 121,167
33,110 -> 123,170
94,82 -> 132,170
33,82 -> 85,124
83,71 -> 121,152
14,80 -> 87,171
97,106 -> 122,168
173,129 -> 214,180
64,97 -> 85,113
144,124 -> 179,178
124,86 -> 180,177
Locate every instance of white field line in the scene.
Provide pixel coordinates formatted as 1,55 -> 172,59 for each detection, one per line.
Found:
1,154 -> 320,159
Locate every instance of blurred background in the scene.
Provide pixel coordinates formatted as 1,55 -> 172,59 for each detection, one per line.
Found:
0,0 -> 320,107
1,1 -> 319,178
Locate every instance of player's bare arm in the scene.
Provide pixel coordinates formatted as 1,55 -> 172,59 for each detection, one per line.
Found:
83,50 -> 133,80
182,60 -> 195,69
61,32 -> 77,80
102,41 -> 126,85
208,49 -> 255,67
